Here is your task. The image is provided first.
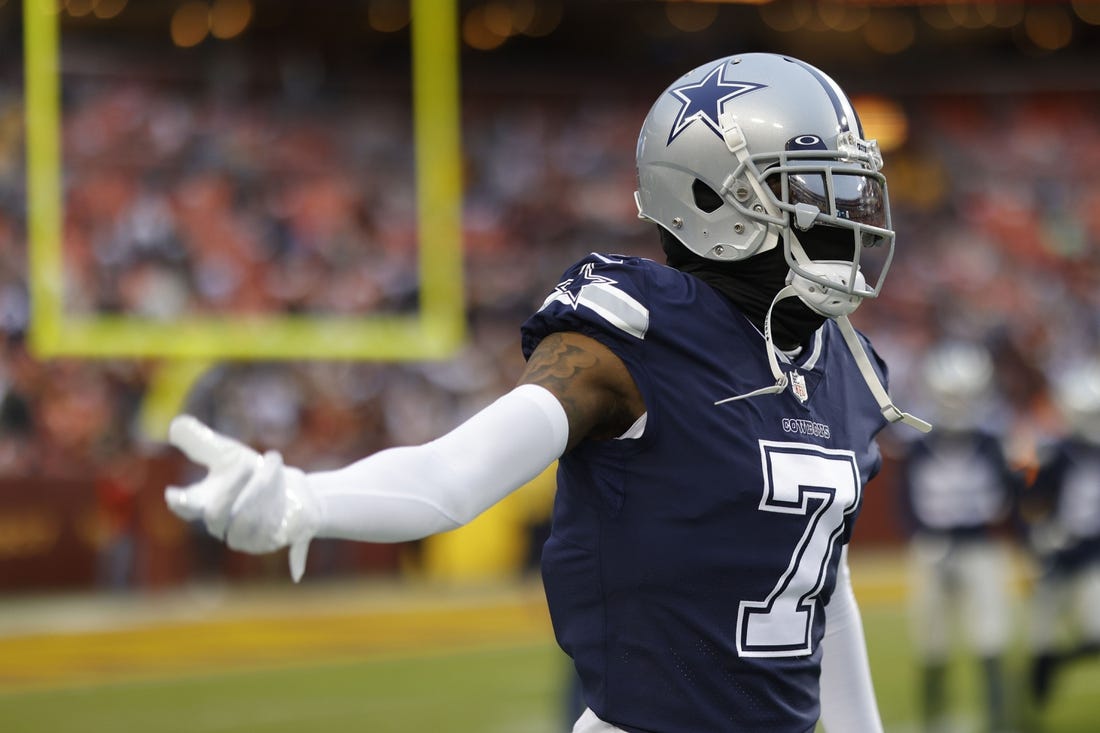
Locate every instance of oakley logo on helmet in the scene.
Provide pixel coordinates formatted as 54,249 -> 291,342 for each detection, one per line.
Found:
667,62 -> 766,145
786,135 -> 827,151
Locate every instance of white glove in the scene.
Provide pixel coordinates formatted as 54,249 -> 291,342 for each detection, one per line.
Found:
164,415 -> 320,582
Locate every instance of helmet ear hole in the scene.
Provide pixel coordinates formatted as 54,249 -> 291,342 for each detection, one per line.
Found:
692,179 -> 723,213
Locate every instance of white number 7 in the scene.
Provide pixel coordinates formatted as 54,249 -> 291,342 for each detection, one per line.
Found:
737,441 -> 861,658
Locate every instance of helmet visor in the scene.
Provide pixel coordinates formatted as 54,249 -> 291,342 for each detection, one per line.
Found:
785,172 -> 887,229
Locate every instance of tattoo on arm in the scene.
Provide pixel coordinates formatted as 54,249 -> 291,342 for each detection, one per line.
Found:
519,332 -> 643,448
520,333 -> 600,420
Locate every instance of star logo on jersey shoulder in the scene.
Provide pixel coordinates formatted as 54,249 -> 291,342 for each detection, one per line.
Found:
667,62 -> 767,145
552,262 -> 618,309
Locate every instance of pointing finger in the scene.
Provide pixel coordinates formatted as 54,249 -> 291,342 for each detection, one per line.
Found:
163,473 -> 231,523
164,485 -> 203,520
169,415 -> 247,468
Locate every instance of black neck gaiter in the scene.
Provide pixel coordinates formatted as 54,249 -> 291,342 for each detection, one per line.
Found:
661,230 -> 826,351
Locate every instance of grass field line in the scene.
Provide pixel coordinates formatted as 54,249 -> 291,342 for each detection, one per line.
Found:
0,549 -> 1035,695
0,578 -> 556,693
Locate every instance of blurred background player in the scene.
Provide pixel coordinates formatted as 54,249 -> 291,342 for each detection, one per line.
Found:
1024,358 -> 1100,711
898,340 -> 1022,733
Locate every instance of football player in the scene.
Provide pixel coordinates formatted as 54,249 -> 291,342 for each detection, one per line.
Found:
898,341 -> 1020,733
164,53 -> 928,732
1025,358 -> 1100,710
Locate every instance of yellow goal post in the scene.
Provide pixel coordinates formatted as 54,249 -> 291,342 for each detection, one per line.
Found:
23,0 -> 465,362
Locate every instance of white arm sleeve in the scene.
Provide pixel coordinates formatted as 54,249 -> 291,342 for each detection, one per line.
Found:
307,384 -> 569,543
819,547 -> 884,733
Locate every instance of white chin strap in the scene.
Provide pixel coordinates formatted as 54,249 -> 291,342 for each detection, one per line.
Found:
714,284 -> 800,404
835,315 -> 932,432
714,283 -> 932,434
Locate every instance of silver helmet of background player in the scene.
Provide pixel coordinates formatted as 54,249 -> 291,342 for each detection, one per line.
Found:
922,341 -> 995,430
635,52 -> 893,319
1052,359 -> 1100,444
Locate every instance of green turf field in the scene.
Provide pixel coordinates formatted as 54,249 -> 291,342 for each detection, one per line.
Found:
0,573 -> 1097,733
0,644 -> 568,733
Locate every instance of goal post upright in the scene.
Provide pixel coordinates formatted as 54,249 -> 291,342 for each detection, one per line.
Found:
22,0 -> 466,437
23,0 -> 465,362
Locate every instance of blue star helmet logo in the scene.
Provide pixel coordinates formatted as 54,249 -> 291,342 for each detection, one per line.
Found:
667,62 -> 767,145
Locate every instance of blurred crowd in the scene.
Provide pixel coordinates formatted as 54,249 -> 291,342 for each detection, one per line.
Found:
869,91 -> 1100,462
0,63 -> 656,481
0,52 -> 1098,593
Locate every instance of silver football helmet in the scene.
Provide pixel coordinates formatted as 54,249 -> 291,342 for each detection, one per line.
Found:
635,52 -> 893,318
1053,359 -> 1100,444
921,341 -> 995,429
923,341 -> 995,401
665,54 -> 929,433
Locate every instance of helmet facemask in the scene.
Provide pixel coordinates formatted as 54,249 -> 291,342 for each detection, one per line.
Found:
718,116 -> 895,318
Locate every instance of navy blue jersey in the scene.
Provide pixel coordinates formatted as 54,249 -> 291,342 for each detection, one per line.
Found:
521,253 -> 887,733
1030,437 -> 1100,572
899,429 -> 1017,539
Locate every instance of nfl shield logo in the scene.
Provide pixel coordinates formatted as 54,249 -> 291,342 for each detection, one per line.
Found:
790,370 -> 808,403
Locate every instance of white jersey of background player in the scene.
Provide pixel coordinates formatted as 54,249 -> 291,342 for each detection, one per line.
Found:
898,341 -> 1021,733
